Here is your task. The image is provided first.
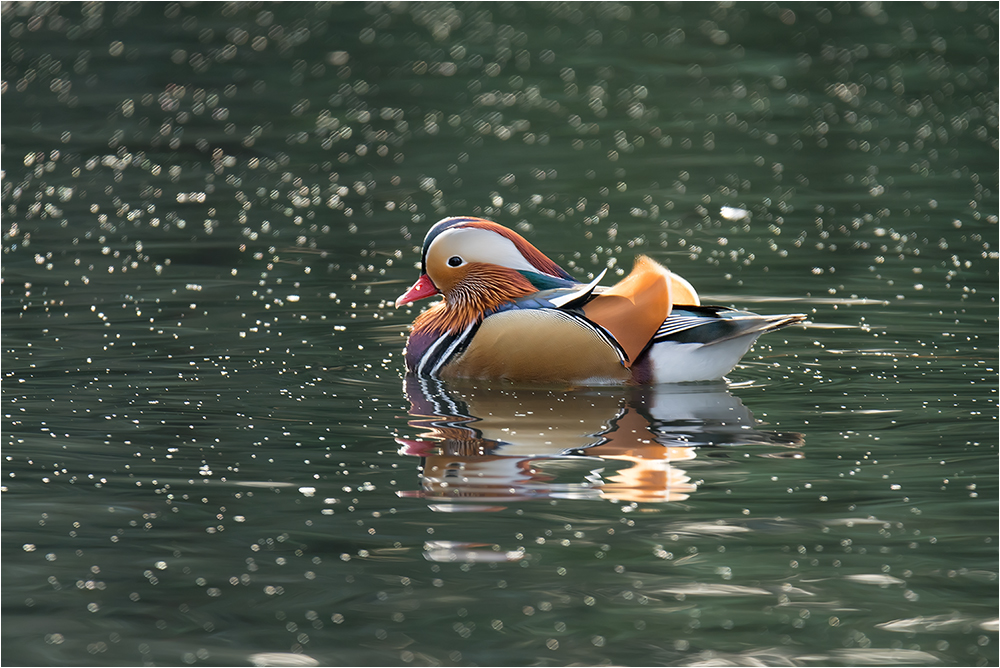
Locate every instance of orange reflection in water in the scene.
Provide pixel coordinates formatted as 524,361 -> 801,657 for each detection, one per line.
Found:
398,378 -> 803,510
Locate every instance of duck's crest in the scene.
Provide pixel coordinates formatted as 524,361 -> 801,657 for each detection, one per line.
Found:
423,217 -> 573,281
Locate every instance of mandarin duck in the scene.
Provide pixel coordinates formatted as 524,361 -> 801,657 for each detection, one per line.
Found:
395,217 -> 805,384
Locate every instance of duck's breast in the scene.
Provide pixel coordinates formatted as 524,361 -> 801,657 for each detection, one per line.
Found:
440,308 -> 630,384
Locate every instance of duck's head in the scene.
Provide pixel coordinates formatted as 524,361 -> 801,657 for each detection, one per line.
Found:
395,217 -> 574,309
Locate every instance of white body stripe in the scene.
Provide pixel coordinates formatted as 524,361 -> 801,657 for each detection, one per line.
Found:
428,323 -> 477,376
548,269 -> 607,308
415,334 -> 449,377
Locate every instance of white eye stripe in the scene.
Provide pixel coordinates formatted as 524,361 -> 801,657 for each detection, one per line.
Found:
430,227 -> 538,273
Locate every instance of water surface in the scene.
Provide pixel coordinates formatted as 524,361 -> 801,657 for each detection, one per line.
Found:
3,2 -> 997,666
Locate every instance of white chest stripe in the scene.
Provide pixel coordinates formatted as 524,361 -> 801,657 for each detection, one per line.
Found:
416,323 -> 477,377
415,334 -> 448,376
429,323 -> 476,376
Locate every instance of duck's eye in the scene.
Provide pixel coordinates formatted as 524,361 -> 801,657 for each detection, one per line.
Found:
447,255 -> 464,267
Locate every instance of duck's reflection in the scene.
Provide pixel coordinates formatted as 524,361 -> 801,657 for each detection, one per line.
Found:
397,377 -> 803,511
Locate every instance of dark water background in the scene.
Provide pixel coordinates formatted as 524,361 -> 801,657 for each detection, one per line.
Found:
2,2 -> 997,666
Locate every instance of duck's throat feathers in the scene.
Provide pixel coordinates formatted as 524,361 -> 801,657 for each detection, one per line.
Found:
412,264 -> 537,336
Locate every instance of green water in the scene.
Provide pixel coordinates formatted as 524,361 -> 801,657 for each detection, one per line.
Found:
2,2 -> 997,666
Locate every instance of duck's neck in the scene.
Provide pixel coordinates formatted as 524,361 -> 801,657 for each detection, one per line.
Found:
413,265 -> 537,336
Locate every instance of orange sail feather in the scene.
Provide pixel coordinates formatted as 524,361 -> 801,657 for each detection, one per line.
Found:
582,256 -> 673,365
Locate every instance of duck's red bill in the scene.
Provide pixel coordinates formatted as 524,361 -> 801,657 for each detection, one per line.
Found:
395,273 -> 439,307
395,437 -> 439,457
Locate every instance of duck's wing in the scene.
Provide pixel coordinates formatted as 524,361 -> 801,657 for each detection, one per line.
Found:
504,269 -> 606,311
655,306 -> 806,346
581,256 -> 673,364
547,269 -> 607,308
